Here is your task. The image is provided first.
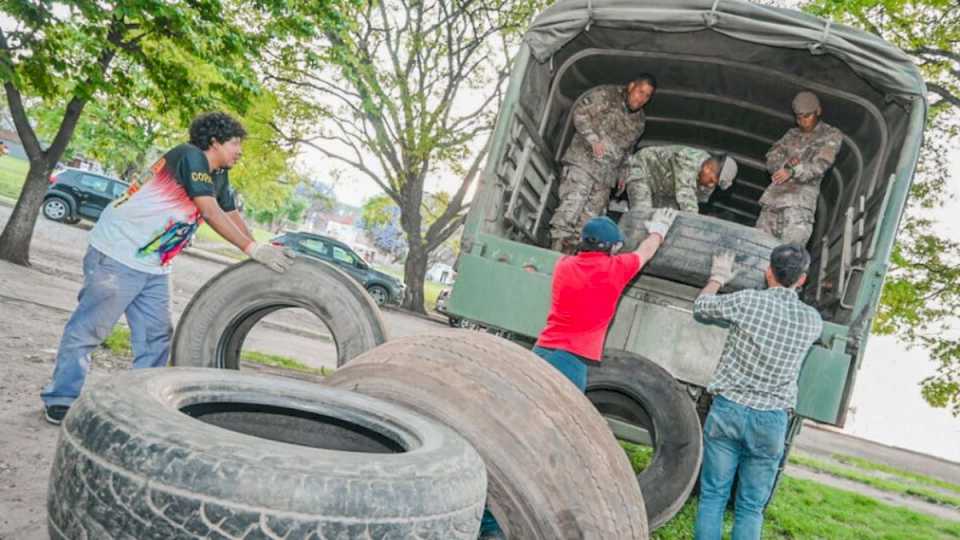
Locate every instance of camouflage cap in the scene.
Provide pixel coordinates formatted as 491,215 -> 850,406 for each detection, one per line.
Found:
792,91 -> 821,115
718,156 -> 738,190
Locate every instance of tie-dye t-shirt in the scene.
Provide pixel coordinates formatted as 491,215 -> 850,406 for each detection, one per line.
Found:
89,143 -> 236,274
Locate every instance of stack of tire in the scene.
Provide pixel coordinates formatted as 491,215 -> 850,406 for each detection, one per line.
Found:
47,260 -> 650,539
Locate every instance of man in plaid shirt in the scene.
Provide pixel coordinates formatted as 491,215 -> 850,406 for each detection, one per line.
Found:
692,244 -> 822,540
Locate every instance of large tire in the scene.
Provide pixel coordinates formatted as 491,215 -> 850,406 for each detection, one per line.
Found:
48,368 -> 487,539
618,209 -> 780,290
172,259 -> 388,369
325,331 -> 648,539
587,350 -> 703,530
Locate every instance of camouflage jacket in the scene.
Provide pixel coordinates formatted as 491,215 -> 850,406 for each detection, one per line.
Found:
562,85 -> 646,185
623,145 -> 713,213
761,121 -> 843,211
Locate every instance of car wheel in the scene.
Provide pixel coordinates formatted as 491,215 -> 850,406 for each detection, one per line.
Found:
367,285 -> 389,306
42,198 -> 71,222
48,368 -> 487,539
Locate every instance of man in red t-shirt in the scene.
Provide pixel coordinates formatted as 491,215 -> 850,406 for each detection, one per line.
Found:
534,209 -> 678,390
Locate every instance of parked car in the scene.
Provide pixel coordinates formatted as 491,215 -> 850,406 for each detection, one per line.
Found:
272,231 -> 405,306
42,168 -> 128,224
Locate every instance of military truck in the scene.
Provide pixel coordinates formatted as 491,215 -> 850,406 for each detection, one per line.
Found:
445,0 -> 927,529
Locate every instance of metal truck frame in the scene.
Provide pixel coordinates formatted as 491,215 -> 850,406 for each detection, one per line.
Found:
445,0 -> 927,521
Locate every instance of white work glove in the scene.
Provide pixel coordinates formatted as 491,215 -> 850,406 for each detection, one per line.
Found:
709,251 -> 739,287
244,242 -> 296,273
644,208 -> 678,240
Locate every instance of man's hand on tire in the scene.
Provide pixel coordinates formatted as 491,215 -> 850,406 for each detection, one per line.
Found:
709,251 -> 738,287
645,208 -> 678,240
244,243 -> 296,273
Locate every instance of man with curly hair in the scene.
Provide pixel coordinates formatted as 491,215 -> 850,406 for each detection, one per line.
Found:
40,112 -> 294,425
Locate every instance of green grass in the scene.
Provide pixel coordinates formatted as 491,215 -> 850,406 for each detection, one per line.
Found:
789,454 -> 960,509
651,475 -> 960,539
372,263 -> 446,309
102,326 -> 133,356
616,442 -> 960,538
0,156 -> 30,201
620,440 -> 654,473
239,350 -> 329,376
831,453 -> 960,496
102,326 -> 326,375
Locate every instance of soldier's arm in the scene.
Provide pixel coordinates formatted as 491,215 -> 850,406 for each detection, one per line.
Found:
791,130 -> 843,183
766,135 -> 790,174
572,87 -> 605,145
624,153 -> 654,208
674,151 -> 704,212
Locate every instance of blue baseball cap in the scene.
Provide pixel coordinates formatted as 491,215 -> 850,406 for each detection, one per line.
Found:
581,216 -> 624,246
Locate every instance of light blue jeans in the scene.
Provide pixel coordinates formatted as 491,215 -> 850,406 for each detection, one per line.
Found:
694,395 -> 788,540
41,247 -> 172,407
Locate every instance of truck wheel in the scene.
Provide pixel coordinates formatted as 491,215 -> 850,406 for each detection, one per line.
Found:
587,350 -> 703,530
617,209 -> 780,291
172,259 -> 388,369
48,368 -> 487,539
326,331 -> 648,540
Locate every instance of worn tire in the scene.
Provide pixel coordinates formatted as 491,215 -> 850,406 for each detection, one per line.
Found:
48,368 -> 487,539
618,209 -> 780,290
325,330 -> 648,539
171,259 -> 388,369
587,350 -> 703,530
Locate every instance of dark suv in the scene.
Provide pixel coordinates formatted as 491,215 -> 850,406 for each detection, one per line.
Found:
42,168 -> 128,224
272,231 -> 405,306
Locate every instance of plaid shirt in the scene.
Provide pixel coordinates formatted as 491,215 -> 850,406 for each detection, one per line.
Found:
694,287 -> 822,411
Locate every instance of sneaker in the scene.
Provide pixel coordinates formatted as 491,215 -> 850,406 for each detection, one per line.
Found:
44,405 -> 69,425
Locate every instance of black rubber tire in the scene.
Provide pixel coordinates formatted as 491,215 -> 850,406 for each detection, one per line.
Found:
171,259 -> 388,369
48,368 -> 487,539
617,209 -> 780,291
42,196 -> 73,223
587,350 -> 703,530
325,330 -> 648,539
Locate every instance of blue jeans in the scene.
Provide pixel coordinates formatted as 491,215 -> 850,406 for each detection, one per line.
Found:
478,346 -> 591,537
41,247 -> 172,407
531,345 -> 589,391
694,395 -> 788,540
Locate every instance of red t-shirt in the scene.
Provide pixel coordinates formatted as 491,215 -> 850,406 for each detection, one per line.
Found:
536,252 -> 645,361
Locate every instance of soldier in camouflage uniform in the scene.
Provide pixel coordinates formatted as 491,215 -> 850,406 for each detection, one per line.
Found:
758,91 -> 844,245
549,76 -> 656,252
623,145 -> 737,212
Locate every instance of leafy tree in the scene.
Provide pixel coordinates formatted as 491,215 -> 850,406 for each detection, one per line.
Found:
806,0 -> 960,414
361,195 -> 407,260
267,0 -> 546,313
0,0 -> 339,265
30,80 -> 179,180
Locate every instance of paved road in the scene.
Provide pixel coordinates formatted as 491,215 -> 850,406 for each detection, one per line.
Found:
0,205 -> 446,370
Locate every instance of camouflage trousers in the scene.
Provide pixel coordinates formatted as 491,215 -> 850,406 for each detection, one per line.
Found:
549,165 -> 612,252
756,206 -> 815,246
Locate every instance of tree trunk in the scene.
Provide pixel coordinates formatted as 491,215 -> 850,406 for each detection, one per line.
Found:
0,160 -> 56,265
401,241 -> 428,314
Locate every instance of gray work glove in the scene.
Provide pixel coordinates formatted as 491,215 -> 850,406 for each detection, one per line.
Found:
245,242 -> 296,273
709,251 -> 739,287
644,208 -> 678,239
